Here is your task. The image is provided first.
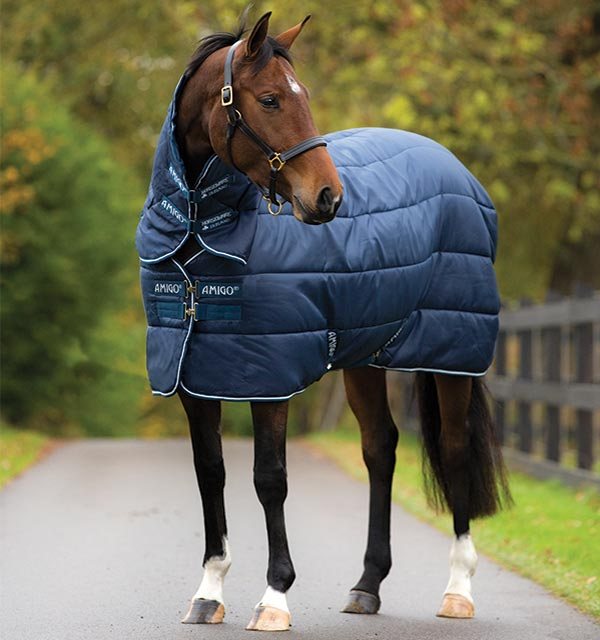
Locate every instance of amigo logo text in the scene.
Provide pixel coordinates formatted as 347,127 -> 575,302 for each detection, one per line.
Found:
154,282 -> 184,295
200,284 -> 241,297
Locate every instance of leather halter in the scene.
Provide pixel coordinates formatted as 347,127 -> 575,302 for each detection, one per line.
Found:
221,40 -> 327,215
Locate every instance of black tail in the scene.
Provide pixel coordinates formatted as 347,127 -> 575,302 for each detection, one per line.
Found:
415,372 -> 512,519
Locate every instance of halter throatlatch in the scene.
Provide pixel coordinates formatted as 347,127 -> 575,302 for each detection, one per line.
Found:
221,41 -> 327,215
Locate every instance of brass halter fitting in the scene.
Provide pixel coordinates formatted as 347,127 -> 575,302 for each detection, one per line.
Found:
268,153 -> 286,172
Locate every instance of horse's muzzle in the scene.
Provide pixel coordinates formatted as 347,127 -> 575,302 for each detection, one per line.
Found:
293,188 -> 342,224
305,188 -> 343,224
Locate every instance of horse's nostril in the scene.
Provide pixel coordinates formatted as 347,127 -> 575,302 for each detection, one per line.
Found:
317,186 -> 334,213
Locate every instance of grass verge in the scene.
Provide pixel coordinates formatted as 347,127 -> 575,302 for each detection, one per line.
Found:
0,424 -> 50,489
308,428 -> 600,619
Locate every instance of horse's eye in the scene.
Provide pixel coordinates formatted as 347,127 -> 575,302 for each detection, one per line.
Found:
259,95 -> 279,109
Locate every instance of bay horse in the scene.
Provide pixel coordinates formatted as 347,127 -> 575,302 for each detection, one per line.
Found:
138,11 -> 510,631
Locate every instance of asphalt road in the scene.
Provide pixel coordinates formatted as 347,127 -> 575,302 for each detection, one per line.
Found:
1,438 -> 598,640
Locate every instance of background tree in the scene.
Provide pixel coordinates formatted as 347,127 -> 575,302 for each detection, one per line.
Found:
1,64 -> 145,434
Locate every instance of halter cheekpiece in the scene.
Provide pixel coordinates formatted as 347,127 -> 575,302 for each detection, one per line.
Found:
221,41 -> 327,215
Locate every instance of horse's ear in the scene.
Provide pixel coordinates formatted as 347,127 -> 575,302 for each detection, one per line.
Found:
245,11 -> 272,58
275,15 -> 311,50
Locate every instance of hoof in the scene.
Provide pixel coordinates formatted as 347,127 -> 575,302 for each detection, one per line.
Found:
181,598 -> 225,624
436,593 -> 474,619
341,589 -> 381,614
246,605 -> 291,631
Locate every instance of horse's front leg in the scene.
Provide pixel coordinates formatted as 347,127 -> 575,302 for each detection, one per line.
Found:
247,401 -> 295,631
341,367 -> 398,615
178,392 -> 231,625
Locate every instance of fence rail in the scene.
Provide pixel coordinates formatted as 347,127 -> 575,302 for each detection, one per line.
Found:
383,292 -> 600,488
487,292 -> 599,482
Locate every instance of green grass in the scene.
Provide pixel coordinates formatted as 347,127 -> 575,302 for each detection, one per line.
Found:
308,428 -> 600,619
0,424 -> 50,489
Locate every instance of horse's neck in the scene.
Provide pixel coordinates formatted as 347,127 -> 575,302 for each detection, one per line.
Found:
176,130 -> 213,187
175,75 -> 215,186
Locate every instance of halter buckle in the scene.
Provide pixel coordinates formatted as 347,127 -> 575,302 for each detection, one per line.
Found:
268,153 -> 286,172
221,85 -> 233,107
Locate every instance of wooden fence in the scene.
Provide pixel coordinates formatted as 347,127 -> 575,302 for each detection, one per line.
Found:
485,292 -> 600,484
380,293 -> 600,488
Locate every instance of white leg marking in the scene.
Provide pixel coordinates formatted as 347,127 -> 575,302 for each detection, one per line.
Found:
444,533 -> 478,603
194,538 -> 231,604
257,586 -> 290,613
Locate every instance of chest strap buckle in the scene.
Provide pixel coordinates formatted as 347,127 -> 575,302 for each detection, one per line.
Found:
184,302 -> 198,321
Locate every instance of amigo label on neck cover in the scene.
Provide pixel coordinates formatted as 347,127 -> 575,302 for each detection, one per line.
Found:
159,196 -> 187,226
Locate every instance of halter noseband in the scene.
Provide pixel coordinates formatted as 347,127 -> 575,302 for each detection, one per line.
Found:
221,41 -> 327,215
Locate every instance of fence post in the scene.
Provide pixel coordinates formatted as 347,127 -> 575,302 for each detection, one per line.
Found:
517,328 -> 533,453
541,327 -> 561,462
494,330 -> 506,445
574,321 -> 594,470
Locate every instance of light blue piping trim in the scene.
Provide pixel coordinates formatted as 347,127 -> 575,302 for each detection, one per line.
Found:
368,364 -> 489,377
178,381 -> 307,403
183,249 -> 205,266
157,365 -> 489,400
194,233 -> 248,265
139,236 -> 191,265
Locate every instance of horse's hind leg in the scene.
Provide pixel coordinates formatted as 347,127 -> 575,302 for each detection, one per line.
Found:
247,401 -> 294,631
178,393 -> 230,624
432,374 -> 477,619
341,367 -> 398,615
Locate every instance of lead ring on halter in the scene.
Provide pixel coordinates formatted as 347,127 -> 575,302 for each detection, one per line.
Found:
221,40 -> 327,215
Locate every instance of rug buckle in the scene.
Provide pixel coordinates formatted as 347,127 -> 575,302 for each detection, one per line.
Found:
183,302 -> 198,321
186,282 -> 198,297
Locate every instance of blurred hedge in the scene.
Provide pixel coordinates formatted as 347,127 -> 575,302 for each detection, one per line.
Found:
0,64 -> 146,435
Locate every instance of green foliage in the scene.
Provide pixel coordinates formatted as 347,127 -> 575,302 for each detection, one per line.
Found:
0,422 -> 49,489
0,63 -> 144,434
310,428 -> 600,619
1,1 -> 195,174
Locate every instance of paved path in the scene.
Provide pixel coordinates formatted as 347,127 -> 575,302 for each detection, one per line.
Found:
1,439 -> 598,640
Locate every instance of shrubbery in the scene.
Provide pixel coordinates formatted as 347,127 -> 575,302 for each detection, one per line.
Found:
1,64 -> 146,434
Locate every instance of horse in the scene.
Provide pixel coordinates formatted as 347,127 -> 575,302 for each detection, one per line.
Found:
136,11 -> 511,632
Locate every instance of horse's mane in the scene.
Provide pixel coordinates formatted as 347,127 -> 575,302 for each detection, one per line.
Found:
184,17 -> 293,79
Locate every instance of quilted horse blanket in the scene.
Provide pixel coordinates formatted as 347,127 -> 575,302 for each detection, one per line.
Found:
137,89 -> 500,401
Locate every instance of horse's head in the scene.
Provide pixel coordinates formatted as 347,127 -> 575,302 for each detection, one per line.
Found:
181,12 -> 343,224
